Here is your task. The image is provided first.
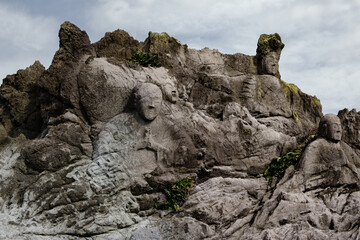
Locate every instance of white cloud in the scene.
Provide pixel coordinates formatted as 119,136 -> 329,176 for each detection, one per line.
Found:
0,3 -> 58,80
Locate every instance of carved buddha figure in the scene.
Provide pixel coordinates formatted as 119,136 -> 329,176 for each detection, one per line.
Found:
298,114 -> 360,189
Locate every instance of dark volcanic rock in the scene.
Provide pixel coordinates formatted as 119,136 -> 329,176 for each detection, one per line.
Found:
339,108 -> 360,150
37,21 -> 95,111
94,29 -> 140,60
0,61 -> 45,138
0,22 -> 358,240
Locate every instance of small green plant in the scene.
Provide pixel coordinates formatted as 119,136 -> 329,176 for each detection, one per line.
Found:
264,149 -> 302,183
128,51 -> 160,67
163,177 -> 194,211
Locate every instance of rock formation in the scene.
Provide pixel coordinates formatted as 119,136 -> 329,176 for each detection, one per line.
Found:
0,21 -> 359,239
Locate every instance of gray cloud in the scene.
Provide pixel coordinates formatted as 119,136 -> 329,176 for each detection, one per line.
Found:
0,3 -> 58,79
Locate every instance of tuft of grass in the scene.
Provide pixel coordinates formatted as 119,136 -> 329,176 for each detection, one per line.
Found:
128,51 -> 160,67
264,149 -> 302,183
163,177 -> 194,211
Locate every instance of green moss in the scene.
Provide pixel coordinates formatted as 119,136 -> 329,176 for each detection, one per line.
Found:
311,96 -> 321,108
150,32 -> 172,45
249,56 -> 257,74
257,33 -> 284,56
256,83 -> 264,99
264,149 -> 302,183
163,177 -> 194,211
292,110 -> 301,123
128,51 -> 160,67
281,80 -> 299,98
145,32 -> 181,53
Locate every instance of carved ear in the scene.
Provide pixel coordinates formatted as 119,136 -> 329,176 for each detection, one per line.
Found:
318,123 -> 327,138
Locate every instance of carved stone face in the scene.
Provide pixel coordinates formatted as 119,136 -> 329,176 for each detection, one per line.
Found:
134,83 -> 163,121
262,51 -> 279,76
164,83 -> 178,103
319,114 -> 342,142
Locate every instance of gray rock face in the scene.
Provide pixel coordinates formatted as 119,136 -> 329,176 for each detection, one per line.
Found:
339,108 -> 360,150
78,58 -> 178,124
0,22 -> 358,239
240,115 -> 360,239
0,60 -> 45,138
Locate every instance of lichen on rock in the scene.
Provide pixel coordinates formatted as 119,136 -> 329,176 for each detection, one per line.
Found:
256,33 -> 285,56
143,31 -> 182,54
281,79 -> 299,98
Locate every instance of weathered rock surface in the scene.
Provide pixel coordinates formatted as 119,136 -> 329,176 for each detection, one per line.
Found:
0,60 -> 45,139
0,22 -> 359,239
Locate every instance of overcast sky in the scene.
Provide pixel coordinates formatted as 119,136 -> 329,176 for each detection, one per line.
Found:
1,0 -> 359,114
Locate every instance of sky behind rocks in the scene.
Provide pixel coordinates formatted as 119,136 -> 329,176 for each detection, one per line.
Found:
1,0 -> 359,113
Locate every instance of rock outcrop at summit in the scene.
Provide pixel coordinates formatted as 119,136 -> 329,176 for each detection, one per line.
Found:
0,21 -> 359,239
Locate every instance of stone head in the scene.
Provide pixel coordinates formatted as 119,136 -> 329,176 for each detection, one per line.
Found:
164,83 -> 178,103
261,51 -> 279,76
133,83 -> 163,121
318,114 -> 342,142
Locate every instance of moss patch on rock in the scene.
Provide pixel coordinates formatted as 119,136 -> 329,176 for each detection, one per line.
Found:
281,80 -> 299,98
143,32 -> 182,54
256,83 -> 264,99
256,33 -> 285,56
292,110 -> 301,123
94,29 -> 140,60
311,96 -> 321,108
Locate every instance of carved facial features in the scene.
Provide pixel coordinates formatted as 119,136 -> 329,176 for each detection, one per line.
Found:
164,83 -> 178,103
327,119 -> 342,142
134,83 -> 163,121
319,114 -> 342,142
262,52 -> 279,76
138,95 -> 162,121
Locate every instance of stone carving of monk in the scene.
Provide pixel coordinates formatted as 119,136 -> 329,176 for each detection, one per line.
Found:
87,82 -> 179,193
299,114 -> 360,190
